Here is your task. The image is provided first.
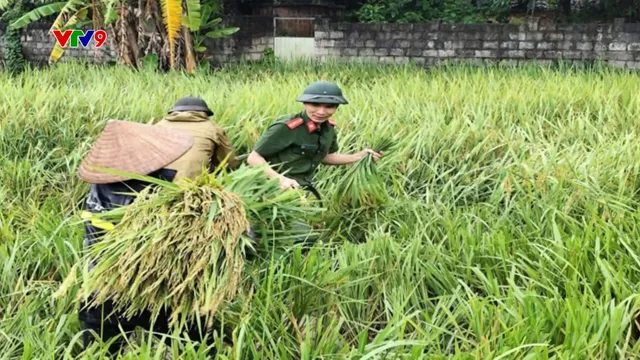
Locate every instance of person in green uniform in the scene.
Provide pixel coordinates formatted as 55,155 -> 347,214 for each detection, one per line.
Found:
246,81 -> 383,199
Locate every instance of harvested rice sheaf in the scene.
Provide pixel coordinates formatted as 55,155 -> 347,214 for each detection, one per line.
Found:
79,165 -> 322,327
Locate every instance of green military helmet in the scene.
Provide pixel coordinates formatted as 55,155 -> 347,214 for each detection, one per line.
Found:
296,81 -> 348,105
168,96 -> 213,116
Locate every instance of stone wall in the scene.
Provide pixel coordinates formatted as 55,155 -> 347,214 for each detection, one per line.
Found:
0,22 -> 116,67
1,18 -> 639,69
205,16 -> 274,64
315,19 -> 640,68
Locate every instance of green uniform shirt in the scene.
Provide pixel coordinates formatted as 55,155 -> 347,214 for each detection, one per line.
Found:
253,111 -> 339,186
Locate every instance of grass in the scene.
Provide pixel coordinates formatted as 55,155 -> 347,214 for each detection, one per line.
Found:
1,59 -> 640,359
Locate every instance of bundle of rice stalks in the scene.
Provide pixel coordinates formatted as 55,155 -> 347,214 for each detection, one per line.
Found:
320,137 -> 397,244
222,164 -> 325,249
332,136 -> 396,209
73,164 -> 322,328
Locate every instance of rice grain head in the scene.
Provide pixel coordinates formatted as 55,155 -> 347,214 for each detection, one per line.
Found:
81,174 -> 251,328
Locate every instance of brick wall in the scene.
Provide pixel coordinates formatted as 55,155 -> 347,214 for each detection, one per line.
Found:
315,19 -> 640,68
1,18 -> 639,69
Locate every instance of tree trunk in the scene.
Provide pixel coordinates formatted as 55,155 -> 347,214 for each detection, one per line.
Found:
110,0 -> 190,71
113,4 -> 141,68
182,26 -> 196,72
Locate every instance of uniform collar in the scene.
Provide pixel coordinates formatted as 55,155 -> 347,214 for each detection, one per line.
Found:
164,111 -> 209,122
300,111 -> 327,133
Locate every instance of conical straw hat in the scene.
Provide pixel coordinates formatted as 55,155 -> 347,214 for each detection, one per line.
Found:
78,120 -> 194,184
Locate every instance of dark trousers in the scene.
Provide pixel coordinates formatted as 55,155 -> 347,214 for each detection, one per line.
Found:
79,298 -> 230,357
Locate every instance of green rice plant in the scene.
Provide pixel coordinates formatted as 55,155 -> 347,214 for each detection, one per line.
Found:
332,136 -> 396,210
322,135 -> 398,243
4,60 -> 640,358
65,164 -> 322,331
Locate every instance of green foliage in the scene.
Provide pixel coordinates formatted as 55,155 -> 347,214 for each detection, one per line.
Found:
185,1 -> 240,65
442,0 -> 483,23
261,46 -> 276,64
354,0 -> 512,24
3,25 -> 26,74
354,0 -> 639,23
184,0 -> 202,30
1,0 -> 26,74
356,0 -> 432,23
561,0 -> 640,22
8,1 -> 66,29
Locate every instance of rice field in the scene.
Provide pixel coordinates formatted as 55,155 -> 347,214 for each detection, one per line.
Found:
2,59 -> 640,359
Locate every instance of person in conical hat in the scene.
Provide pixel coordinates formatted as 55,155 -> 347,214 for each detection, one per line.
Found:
77,119 -> 194,184
76,120 -> 230,356
154,96 -> 240,180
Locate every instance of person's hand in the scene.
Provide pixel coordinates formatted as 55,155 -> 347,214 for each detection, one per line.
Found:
279,176 -> 300,190
355,149 -> 383,162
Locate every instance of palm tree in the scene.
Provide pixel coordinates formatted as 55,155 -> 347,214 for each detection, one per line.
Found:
1,0 -> 238,72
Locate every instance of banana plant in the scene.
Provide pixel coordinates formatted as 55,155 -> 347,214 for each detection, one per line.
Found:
183,2 -> 239,66
10,0 -> 128,64
8,0 -> 239,72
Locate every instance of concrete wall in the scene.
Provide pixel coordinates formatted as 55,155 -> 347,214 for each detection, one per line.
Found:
1,18 -> 639,69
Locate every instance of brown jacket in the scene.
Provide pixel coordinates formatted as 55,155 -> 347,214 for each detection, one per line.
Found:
155,111 -> 239,180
